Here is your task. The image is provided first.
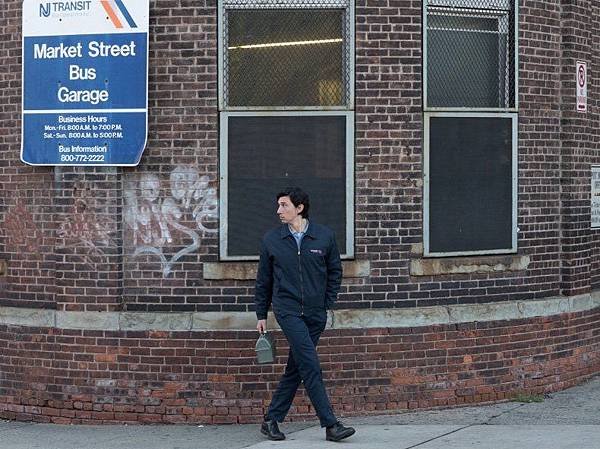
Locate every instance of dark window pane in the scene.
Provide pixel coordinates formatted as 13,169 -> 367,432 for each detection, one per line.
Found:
226,9 -> 345,107
227,115 -> 347,257
428,116 -> 513,253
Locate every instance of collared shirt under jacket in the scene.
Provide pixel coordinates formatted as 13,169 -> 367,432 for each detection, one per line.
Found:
254,222 -> 343,320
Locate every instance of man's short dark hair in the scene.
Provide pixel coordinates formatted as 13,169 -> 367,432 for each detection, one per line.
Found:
277,187 -> 310,219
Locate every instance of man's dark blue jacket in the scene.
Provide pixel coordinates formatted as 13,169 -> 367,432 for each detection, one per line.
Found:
255,222 -> 343,319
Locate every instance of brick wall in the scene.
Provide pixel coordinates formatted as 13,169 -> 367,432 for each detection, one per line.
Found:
558,0 -> 598,296
590,0 -> 600,291
0,0 -> 599,423
0,2 -> 56,309
0,307 -> 598,424
0,0 -> 598,311
121,1 -> 220,312
518,0 -> 562,300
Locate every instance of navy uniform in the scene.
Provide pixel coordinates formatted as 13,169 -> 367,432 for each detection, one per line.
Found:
255,221 -> 342,428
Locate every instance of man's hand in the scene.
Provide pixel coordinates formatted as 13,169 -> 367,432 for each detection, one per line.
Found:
256,319 -> 267,333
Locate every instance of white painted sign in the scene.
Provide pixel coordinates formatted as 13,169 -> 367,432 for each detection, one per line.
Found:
576,61 -> 587,113
592,165 -> 600,229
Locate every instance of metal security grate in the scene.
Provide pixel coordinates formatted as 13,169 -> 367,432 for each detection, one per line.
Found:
222,0 -> 352,109
428,0 -> 511,9
426,0 -> 515,109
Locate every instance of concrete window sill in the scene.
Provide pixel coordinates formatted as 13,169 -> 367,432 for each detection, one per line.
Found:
203,260 -> 370,280
410,254 -> 530,276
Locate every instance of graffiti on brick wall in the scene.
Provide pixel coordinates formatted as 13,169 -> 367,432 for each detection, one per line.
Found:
57,181 -> 116,268
2,196 -> 41,253
124,165 -> 217,277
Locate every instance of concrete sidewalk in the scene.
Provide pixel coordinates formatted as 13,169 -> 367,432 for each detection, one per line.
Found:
1,376 -> 599,449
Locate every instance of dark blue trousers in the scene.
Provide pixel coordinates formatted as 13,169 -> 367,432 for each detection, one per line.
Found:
266,312 -> 337,428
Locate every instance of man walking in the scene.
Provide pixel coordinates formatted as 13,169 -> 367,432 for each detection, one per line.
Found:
255,187 -> 356,442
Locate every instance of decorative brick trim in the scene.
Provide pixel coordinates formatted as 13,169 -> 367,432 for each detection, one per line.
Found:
0,292 -> 597,331
410,255 -> 530,276
203,260 -> 370,280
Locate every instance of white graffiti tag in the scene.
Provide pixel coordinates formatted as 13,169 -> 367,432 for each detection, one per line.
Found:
124,166 -> 217,277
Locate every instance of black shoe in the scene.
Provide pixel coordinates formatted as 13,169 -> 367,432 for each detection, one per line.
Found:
326,421 -> 356,442
261,419 -> 285,441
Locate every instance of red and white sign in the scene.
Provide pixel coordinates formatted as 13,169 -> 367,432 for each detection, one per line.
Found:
576,61 -> 587,113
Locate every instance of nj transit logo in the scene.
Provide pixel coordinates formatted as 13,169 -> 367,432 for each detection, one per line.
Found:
39,3 -> 50,16
38,1 -> 138,29
39,1 -> 92,17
